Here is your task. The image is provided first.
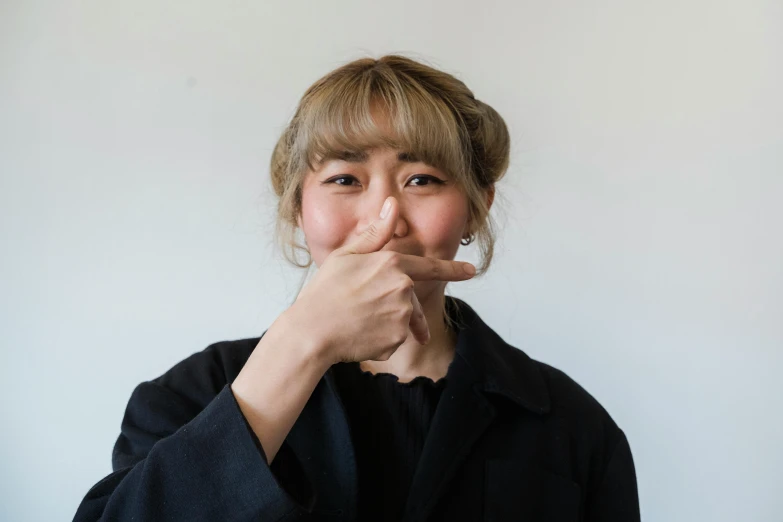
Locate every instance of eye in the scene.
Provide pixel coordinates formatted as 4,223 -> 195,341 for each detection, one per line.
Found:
323,175 -> 359,187
408,175 -> 446,187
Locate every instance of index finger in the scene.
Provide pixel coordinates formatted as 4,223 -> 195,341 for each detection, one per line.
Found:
395,254 -> 476,282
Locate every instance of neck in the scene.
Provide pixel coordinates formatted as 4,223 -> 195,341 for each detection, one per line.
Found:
359,288 -> 456,383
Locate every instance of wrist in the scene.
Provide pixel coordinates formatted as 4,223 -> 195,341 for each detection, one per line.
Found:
277,304 -> 334,371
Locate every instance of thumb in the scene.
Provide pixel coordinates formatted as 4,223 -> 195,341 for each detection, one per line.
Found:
337,196 -> 398,256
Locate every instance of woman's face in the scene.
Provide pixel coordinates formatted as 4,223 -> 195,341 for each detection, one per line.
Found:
298,146 -> 471,297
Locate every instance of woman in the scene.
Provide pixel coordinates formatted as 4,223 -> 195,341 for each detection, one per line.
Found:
74,55 -> 640,521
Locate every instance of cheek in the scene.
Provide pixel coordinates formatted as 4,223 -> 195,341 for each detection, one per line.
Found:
300,192 -> 354,264
410,196 -> 469,257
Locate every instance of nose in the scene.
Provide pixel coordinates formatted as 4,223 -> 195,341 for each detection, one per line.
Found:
361,193 -> 409,239
392,210 -> 408,238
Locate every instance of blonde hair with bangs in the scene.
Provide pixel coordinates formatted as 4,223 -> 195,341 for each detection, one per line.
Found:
269,55 -> 510,322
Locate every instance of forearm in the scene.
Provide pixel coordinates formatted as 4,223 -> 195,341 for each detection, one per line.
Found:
230,308 -> 332,465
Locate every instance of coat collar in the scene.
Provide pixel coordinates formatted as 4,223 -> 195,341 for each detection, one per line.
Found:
399,296 -> 552,521
445,295 -> 551,416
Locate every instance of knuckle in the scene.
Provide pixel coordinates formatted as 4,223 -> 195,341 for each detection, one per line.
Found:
393,302 -> 413,322
364,223 -> 380,240
428,257 -> 440,276
381,250 -> 399,266
397,275 -> 414,291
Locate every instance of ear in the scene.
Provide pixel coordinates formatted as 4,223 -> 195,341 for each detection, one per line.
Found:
486,184 -> 495,212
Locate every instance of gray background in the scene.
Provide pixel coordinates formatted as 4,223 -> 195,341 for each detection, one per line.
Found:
1,1 -> 781,520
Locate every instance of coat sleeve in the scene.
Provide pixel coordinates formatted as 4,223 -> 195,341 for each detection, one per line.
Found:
584,429 -> 641,522
73,344 -> 316,522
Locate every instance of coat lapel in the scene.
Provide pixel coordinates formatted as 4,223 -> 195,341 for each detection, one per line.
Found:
402,297 -> 552,522
401,342 -> 496,522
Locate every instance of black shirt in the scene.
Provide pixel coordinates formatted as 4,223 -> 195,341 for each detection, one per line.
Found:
331,362 -> 448,521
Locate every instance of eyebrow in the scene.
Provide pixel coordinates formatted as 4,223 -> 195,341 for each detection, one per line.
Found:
322,150 -> 422,164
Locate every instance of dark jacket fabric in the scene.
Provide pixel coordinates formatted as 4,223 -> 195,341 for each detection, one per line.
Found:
73,297 -> 640,522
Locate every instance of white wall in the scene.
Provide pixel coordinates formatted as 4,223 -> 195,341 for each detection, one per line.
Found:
1,1 -> 781,520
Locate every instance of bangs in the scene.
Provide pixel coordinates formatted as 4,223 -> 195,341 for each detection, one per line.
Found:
292,69 -> 469,180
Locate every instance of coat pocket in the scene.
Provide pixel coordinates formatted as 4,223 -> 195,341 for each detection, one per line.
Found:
484,459 -> 582,522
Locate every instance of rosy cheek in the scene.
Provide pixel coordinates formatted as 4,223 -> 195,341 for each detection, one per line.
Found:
420,200 -> 469,252
301,196 -> 354,263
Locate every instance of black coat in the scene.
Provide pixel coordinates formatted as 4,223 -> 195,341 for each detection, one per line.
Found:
74,297 -> 640,521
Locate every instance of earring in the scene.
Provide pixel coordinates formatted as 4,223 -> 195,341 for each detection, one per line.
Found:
461,233 -> 475,246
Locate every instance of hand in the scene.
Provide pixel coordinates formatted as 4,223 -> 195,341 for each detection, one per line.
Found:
289,196 -> 476,365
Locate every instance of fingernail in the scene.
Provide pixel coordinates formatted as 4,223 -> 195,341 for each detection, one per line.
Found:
463,263 -> 476,276
380,197 -> 392,219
